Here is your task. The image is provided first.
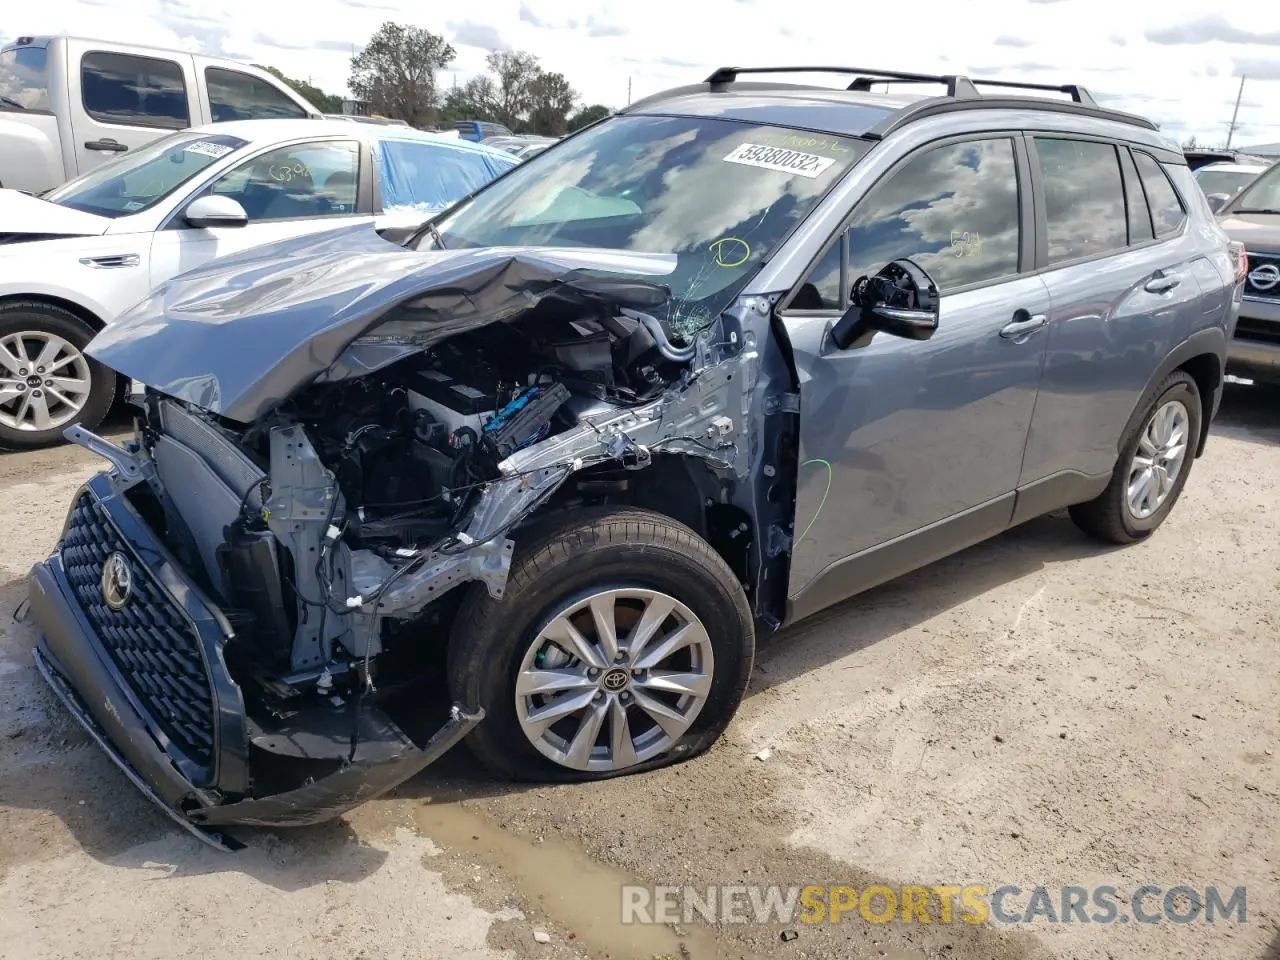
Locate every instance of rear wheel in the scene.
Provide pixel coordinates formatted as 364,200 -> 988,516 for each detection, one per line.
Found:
1070,371 -> 1201,544
0,303 -> 115,450
447,507 -> 755,781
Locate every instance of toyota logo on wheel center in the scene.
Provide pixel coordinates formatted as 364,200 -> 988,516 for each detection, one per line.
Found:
602,668 -> 629,692
1248,263 -> 1280,291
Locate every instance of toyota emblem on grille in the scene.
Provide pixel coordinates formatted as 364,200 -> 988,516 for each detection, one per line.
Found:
100,552 -> 133,611
1248,263 -> 1280,291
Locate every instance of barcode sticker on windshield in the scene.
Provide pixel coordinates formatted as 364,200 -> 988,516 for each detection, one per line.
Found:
723,143 -> 836,178
184,141 -> 234,159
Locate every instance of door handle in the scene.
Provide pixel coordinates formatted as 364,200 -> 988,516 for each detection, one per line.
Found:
1144,271 -> 1180,294
84,138 -> 128,152
999,312 -> 1048,341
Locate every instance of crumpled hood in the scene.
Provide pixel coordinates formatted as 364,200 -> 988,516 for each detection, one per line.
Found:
0,188 -> 113,238
88,223 -> 676,423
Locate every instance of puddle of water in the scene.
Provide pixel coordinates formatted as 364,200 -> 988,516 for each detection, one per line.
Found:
410,802 -> 751,960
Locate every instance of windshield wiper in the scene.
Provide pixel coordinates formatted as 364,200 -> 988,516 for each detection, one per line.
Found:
1233,208 -> 1280,215
426,218 -> 447,250
0,95 -> 26,110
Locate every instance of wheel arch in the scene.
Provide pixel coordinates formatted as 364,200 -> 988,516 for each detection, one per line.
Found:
1118,327 -> 1225,461
0,293 -> 108,333
531,452 -> 756,596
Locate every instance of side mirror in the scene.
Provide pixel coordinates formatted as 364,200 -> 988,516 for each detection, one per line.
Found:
1205,193 -> 1230,214
184,195 -> 249,229
831,259 -> 940,349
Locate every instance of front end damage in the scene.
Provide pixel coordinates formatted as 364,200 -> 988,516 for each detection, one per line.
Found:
27,239 -> 800,843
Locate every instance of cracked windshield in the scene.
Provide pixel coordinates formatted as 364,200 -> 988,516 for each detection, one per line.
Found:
432,114 -> 867,338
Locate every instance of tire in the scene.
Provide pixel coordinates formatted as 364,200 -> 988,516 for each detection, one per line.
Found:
447,506 -> 755,782
1070,370 -> 1202,544
0,302 -> 115,451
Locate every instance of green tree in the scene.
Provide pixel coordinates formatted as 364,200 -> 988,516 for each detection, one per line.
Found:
253,65 -> 343,113
528,71 -> 578,136
567,103 -> 611,131
484,51 -> 543,129
440,76 -> 500,126
349,22 -> 456,127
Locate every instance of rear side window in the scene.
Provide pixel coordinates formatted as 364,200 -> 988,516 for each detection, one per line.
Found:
82,51 -> 188,128
1119,149 -> 1154,244
1035,138 -> 1127,265
206,67 -> 307,122
1132,152 -> 1186,237
845,137 -> 1021,293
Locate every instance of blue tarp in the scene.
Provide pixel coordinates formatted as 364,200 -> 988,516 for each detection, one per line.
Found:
374,136 -> 517,215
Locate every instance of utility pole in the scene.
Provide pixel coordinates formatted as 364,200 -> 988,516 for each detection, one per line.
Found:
627,77 -> 632,105
1227,74 -> 1246,149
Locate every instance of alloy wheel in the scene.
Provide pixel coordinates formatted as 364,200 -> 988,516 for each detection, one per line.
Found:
0,331 -> 93,433
1126,399 -> 1190,520
515,588 -> 715,772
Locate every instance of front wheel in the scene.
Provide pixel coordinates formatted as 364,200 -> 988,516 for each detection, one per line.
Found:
1070,370 -> 1202,544
0,302 -> 115,450
447,507 -> 755,781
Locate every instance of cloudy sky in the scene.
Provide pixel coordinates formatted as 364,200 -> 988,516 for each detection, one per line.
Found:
6,0 -> 1280,146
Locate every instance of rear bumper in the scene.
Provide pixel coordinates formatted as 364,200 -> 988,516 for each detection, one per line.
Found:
28,474 -> 483,843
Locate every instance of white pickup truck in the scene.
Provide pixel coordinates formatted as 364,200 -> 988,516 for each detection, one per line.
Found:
0,35 -> 320,194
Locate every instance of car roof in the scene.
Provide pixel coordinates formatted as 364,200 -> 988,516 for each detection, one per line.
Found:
622,68 -> 1177,154
1197,161 -> 1269,174
183,118 -> 517,161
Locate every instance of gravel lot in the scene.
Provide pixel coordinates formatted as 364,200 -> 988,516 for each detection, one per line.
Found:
1,385 -> 1277,960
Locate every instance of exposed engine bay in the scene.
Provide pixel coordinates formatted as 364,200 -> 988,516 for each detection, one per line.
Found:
266,303 -> 684,556
41,240 -> 798,836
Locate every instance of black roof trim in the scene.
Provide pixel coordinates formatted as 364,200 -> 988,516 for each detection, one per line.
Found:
865,95 -> 1158,139
705,65 -> 1101,107
621,67 -> 1160,139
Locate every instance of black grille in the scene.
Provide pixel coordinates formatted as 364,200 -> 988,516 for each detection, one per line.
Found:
60,494 -> 215,766
1245,253 -> 1280,300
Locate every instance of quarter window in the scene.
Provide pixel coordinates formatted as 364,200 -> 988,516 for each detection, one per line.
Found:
207,141 -> 359,222
206,67 -> 307,123
81,52 -> 188,128
1132,152 -> 1186,237
1035,138 -> 1127,265
1119,149 -> 1154,244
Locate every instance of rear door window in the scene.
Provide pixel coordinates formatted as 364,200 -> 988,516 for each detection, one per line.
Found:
1132,152 -> 1187,237
82,51 -> 188,128
206,67 -> 307,122
1034,138 -> 1127,265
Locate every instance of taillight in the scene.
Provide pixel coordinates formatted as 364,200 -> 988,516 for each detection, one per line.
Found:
1230,241 -> 1248,283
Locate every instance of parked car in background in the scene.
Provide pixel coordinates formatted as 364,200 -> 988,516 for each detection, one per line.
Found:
1216,160 -> 1280,383
1196,160 -> 1270,212
0,35 -> 320,195
454,119 -> 512,142
323,114 -> 410,128
512,139 -> 555,159
25,65 -> 1240,841
0,119 -> 516,448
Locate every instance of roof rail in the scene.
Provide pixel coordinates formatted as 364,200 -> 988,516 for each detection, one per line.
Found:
705,65 -> 1098,107
706,66 -> 979,98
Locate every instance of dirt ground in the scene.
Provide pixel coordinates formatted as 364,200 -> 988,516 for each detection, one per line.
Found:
1,385 -> 1277,960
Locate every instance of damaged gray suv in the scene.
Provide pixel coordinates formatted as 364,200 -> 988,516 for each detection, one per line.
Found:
27,66 -> 1243,845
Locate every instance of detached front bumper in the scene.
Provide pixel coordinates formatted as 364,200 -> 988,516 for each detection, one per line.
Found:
28,473 -> 482,848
